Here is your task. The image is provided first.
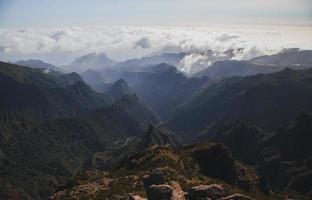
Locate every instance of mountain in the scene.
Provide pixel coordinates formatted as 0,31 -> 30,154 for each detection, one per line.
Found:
203,122 -> 265,164
195,50 -> 312,79
0,99 -> 150,200
195,60 -> 310,79
83,63 -> 209,120
202,112 -> 312,194
166,68 -> 312,138
115,52 -> 186,71
0,61 -> 111,119
15,59 -> 59,71
177,49 -> 237,75
250,49 -> 312,66
65,53 -> 116,72
107,79 -> 135,101
109,94 -> 160,128
119,64 -> 210,120
257,112 -> 312,193
136,125 -> 181,150
51,141 -> 280,200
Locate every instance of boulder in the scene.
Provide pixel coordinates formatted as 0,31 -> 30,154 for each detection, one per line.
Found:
143,168 -> 166,190
188,184 -> 225,200
170,181 -> 186,200
147,184 -> 173,200
222,194 -> 252,200
129,195 -> 147,200
257,177 -> 273,195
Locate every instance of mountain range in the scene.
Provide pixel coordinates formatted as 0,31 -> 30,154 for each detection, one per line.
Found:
0,48 -> 312,200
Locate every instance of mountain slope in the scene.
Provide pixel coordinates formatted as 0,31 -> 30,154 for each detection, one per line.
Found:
166,68 -> 312,138
136,125 -> 181,150
111,94 -> 160,127
107,79 -> 135,101
204,112 -> 312,193
15,59 -> 58,71
0,99 -> 150,200
65,53 -> 116,72
120,64 -> 210,120
195,50 -> 312,79
195,60 -> 309,79
250,49 -> 312,66
0,61 -> 111,119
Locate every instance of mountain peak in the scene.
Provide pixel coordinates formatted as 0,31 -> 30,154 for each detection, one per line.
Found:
67,52 -> 116,72
136,126 -> 181,151
15,59 -> 57,70
107,79 -> 134,101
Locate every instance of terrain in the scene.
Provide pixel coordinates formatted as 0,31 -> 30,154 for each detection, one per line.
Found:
0,48 -> 312,200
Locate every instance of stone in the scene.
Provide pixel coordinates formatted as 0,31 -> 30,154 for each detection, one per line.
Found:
222,194 -> 252,200
143,168 -> 166,191
147,184 -> 173,200
257,177 -> 272,195
188,184 -> 225,200
170,181 -> 186,200
129,195 -> 147,200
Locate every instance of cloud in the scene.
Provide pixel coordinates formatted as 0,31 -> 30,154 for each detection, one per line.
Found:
0,25 -> 311,67
134,37 -> 151,49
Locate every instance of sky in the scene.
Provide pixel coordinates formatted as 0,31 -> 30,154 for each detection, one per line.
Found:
0,0 -> 311,67
0,0 -> 311,27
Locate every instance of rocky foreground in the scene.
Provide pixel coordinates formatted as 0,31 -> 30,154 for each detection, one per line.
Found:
129,168 -> 252,200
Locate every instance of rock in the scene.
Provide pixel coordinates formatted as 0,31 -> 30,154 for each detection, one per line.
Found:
257,177 -> 272,195
143,168 -> 166,191
222,194 -> 252,200
170,181 -> 186,200
188,184 -> 225,200
147,184 -> 173,200
237,178 -> 250,192
306,191 -> 312,200
129,195 -> 147,200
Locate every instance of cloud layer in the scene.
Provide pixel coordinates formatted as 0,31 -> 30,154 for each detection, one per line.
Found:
0,25 -> 311,67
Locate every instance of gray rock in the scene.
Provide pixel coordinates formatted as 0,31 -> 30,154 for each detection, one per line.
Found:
222,194 -> 252,200
188,184 -> 225,200
143,168 -> 166,191
147,184 -> 173,200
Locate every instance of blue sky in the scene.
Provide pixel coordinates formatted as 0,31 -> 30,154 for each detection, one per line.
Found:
0,0 -> 311,27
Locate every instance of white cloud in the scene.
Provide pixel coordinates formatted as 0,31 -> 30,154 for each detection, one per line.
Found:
0,24 -> 311,68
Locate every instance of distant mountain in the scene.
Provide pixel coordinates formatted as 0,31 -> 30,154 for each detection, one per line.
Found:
0,61 -> 111,119
107,79 -> 135,101
119,64 -> 210,120
136,125 -> 181,150
116,52 -> 186,71
195,59 -> 310,79
15,59 -> 59,71
250,49 -> 312,66
65,53 -> 116,72
166,68 -> 312,138
177,49 -> 237,75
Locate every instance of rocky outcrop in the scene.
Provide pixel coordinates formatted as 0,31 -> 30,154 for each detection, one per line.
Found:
147,184 -> 173,200
143,168 -> 166,190
188,184 -> 225,200
131,169 -> 252,200
136,168 -> 186,200
129,195 -> 147,200
222,194 -> 251,200
137,125 -> 182,151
